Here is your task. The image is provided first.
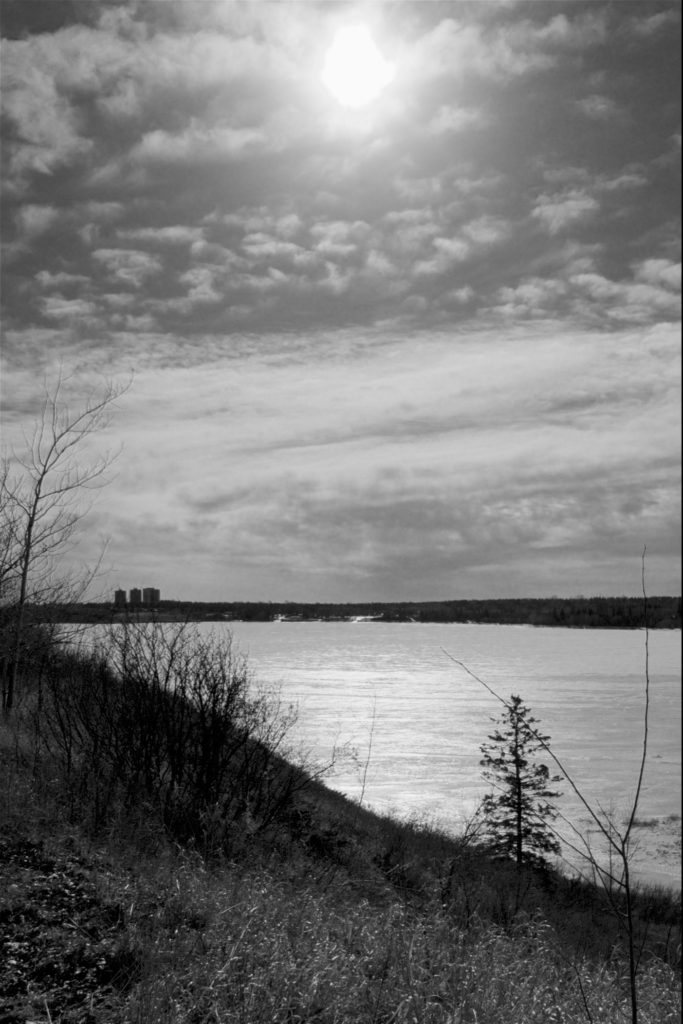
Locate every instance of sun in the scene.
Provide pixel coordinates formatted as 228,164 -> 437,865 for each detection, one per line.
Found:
322,25 -> 395,108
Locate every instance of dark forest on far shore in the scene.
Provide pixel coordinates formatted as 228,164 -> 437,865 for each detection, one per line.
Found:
36,594 -> 681,628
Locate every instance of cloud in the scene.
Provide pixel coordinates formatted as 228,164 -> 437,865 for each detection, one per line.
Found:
174,267 -> 222,305
628,9 -> 680,37
1,52 -> 93,185
91,248 -> 164,288
129,125 -> 274,167
495,278 -> 568,318
408,16 -> 562,84
15,204 -> 61,239
426,106 -> 482,135
532,190 -> 600,234
462,216 -> 511,246
525,11 -> 607,49
635,259 -> 681,290
570,271 -> 681,324
310,220 -> 371,259
599,172 -> 647,192
382,210 -> 439,257
494,254 -> 681,325
406,9 -> 608,87
413,236 -> 470,276
35,270 -> 90,290
101,292 -> 136,309
117,226 -> 204,247
575,94 -> 623,122
40,296 -> 98,321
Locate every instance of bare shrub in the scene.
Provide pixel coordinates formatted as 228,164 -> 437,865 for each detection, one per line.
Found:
38,622 -> 308,853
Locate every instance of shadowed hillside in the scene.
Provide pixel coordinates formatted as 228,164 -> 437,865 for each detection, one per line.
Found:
0,623 -> 680,1023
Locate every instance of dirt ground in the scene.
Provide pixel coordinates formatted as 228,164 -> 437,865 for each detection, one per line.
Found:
0,830 -> 137,1024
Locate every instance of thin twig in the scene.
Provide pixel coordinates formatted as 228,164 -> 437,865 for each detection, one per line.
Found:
358,696 -> 377,808
624,547 -> 650,852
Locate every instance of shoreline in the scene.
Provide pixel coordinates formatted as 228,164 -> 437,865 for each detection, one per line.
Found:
38,612 -> 683,630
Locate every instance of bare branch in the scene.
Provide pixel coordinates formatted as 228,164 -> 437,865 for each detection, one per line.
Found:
1,376 -> 128,713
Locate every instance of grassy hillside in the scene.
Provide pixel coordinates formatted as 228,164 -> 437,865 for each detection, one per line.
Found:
0,625 -> 680,1024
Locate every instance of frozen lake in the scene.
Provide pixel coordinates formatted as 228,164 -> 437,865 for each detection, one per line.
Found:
214,621 -> 681,889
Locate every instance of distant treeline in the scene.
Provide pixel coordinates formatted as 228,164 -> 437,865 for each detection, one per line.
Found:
34,595 -> 681,628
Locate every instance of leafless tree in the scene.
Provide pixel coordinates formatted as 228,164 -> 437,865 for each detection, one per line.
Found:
1,373 -> 126,714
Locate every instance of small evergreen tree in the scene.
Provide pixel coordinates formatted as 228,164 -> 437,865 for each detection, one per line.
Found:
479,694 -> 563,869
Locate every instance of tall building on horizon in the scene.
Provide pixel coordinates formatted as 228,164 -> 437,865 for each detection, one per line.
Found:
115,587 -> 160,607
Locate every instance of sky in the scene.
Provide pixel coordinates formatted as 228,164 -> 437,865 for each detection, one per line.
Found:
1,0 -> 680,603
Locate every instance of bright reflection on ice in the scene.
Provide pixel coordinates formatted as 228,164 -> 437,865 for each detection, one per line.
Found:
219,621 -> 681,888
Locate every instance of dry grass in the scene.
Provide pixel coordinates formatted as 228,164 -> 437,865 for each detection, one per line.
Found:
2,775 -> 679,1024
115,856 -> 681,1024
1,656 -> 680,1024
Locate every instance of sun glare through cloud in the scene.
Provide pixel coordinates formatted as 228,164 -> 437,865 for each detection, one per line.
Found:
1,0 -> 681,602
322,25 -> 395,108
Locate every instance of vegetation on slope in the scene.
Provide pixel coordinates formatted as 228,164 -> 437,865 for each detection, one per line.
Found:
0,624 -> 680,1024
